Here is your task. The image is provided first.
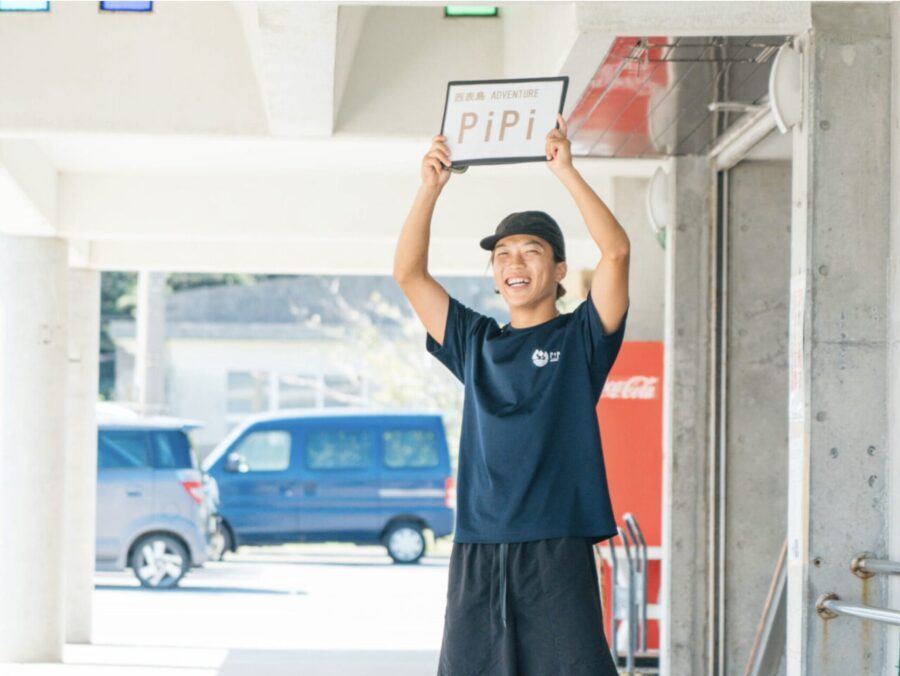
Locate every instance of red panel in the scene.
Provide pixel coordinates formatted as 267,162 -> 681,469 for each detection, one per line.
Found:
595,341 -> 664,651
597,341 -> 664,546
569,37 -> 671,157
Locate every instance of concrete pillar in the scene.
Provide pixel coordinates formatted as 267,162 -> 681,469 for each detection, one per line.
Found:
660,155 -> 714,676
0,235 -> 69,662
787,5 -> 892,675
722,161 -> 791,674
65,268 -> 100,644
134,270 -> 167,414
889,5 -> 900,674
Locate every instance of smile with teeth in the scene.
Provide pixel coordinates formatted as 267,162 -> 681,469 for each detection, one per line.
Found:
506,277 -> 531,288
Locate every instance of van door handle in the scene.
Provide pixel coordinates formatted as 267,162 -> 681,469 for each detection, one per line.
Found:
303,481 -> 317,496
280,486 -> 295,497
126,489 -> 142,497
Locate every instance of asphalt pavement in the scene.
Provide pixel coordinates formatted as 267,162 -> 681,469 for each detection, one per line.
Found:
4,542 -> 452,676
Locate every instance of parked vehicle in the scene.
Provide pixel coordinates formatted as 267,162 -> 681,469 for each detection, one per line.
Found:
95,404 -> 213,588
202,409 -> 456,564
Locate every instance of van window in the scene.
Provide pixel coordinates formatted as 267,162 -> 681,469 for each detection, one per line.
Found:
383,429 -> 440,469
232,430 -> 291,472
98,430 -> 150,469
305,429 -> 372,470
151,430 -> 197,469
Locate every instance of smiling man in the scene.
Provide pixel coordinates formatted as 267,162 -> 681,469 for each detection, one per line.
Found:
393,113 -> 630,675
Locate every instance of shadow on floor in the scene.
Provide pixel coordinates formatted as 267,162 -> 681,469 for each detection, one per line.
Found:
219,649 -> 439,675
57,645 -> 439,675
94,584 -> 302,596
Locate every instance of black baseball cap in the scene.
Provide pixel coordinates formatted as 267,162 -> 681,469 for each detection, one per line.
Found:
479,210 -> 566,262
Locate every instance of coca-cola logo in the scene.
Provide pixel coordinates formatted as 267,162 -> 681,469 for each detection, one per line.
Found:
601,376 -> 659,400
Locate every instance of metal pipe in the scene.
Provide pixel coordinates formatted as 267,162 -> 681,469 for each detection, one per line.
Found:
852,555 -> 900,577
710,102 -> 777,171
816,594 -> 900,627
624,513 -> 649,653
618,526 -> 637,674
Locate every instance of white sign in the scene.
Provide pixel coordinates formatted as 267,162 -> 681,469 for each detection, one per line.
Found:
440,77 -> 568,169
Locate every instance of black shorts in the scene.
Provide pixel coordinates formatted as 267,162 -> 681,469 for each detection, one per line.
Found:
437,536 -> 619,676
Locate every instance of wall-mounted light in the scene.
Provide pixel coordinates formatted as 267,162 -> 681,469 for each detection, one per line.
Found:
646,166 -> 669,250
444,6 -> 498,17
768,43 -> 802,134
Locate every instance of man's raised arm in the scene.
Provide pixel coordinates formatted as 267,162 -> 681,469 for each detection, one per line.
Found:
545,114 -> 630,334
393,134 -> 454,346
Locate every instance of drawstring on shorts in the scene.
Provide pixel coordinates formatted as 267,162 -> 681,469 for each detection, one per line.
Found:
498,543 -> 509,628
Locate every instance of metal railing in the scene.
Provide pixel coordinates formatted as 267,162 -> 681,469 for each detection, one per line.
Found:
816,553 -> 900,627
815,594 -> 900,626
743,539 -> 787,676
597,512 -> 658,675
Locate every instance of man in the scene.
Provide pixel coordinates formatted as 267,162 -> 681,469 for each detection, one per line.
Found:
393,113 -> 629,675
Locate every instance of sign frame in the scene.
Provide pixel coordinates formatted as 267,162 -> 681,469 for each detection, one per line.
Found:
439,76 -> 569,171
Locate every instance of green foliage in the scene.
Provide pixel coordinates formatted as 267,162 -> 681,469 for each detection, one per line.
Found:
166,273 -> 281,293
99,272 -> 279,399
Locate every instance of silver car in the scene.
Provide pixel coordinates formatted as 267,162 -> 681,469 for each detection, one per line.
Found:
95,405 -> 212,588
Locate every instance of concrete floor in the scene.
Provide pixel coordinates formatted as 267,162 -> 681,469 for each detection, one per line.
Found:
4,543 -> 451,676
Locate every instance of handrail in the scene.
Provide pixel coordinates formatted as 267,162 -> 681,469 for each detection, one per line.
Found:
599,514 -> 656,674
618,525 -> 637,675
816,593 -> 900,627
623,513 -> 649,653
851,553 -> 900,578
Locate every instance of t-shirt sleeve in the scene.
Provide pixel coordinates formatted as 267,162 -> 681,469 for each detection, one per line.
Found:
574,290 -> 629,379
425,296 -> 486,383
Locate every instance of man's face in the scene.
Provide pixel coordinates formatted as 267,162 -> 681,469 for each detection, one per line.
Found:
491,234 -> 567,308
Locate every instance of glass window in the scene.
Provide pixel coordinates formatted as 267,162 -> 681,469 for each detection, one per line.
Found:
226,370 -> 270,414
278,373 -> 318,409
151,430 -> 197,469
383,429 -> 440,469
231,430 -> 291,472
323,373 -> 364,407
98,430 -> 150,469
305,429 -> 372,470
99,1 -> 152,10
0,1 -> 49,10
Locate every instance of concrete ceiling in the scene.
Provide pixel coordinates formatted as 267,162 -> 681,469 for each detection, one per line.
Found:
0,1 -> 810,274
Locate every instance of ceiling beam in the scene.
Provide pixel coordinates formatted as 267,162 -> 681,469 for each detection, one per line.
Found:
576,1 -> 810,38
0,140 -> 57,237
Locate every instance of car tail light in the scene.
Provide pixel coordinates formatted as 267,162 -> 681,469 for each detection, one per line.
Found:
177,469 -> 204,505
444,476 -> 456,509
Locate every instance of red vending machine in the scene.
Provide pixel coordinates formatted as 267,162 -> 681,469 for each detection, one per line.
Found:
596,341 -> 664,657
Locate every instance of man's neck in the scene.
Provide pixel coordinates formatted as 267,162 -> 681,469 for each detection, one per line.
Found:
507,299 -> 560,329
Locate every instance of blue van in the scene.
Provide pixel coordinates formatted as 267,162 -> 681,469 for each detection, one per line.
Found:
202,410 -> 455,564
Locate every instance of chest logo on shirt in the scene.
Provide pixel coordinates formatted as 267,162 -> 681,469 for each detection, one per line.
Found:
531,349 -> 560,367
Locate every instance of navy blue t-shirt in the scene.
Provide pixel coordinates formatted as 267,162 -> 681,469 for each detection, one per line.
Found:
426,291 -> 628,545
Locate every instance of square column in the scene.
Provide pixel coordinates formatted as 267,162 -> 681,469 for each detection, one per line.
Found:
660,155 -> 715,676
787,5 -> 893,674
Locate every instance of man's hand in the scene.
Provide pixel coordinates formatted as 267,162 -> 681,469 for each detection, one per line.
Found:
422,134 -> 452,190
545,112 -> 574,176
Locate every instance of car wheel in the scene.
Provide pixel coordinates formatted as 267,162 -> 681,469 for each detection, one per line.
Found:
130,534 -> 190,589
211,521 -> 233,561
384,522 -> 426,564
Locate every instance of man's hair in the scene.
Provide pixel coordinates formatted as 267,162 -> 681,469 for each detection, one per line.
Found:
488,250 -> 566,300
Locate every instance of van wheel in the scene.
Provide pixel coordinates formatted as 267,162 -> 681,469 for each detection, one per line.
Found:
384,522 -> 426,564
130,534 -> 189,588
